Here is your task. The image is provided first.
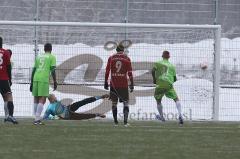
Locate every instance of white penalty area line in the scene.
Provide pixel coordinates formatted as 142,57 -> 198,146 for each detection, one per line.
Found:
40,120 -> 240,132
129,124 -> 240,130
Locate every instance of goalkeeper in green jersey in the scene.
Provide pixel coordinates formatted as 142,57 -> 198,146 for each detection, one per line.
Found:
43,94 -> 108,120
152,51 -> 183,125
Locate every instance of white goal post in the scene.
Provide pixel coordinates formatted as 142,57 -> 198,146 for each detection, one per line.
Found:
0,21 -> 221,121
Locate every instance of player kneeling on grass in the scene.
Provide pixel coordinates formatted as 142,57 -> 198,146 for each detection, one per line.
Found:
43,94 -> 108,120
152,50 -> 183,125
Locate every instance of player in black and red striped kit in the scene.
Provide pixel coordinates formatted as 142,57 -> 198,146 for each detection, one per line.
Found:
104,44 -> 134,126
0,37 -> 18,124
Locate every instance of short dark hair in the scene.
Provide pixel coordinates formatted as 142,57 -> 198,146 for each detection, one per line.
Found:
44,43 -> 52,52
7,49 -> 12,57
162,50 -> 170,59
0,36 -> 2,48
116,44 -> 124,52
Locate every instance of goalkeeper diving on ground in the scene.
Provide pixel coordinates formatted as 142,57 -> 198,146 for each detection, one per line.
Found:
43,94 -> 109,121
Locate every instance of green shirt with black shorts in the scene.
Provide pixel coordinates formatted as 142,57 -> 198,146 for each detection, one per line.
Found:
153,59 -> 178,101
32,52 -> 56,97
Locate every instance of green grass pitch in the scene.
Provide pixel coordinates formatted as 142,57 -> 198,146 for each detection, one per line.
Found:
0,119 -> 239,159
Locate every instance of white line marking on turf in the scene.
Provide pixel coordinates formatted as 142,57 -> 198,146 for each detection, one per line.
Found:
133,125 -> 239,129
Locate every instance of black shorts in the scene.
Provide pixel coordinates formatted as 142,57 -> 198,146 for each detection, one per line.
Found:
0,80 -> 11,95
110,87 -> 129,103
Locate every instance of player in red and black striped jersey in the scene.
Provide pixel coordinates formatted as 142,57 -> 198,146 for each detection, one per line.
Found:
0,37 -> 18,124
104,44 -> 134,126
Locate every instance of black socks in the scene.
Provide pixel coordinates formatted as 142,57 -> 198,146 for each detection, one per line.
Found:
123,106 -> 129,124
112,105 -> 129,124
112,106 -> 118,124
7,101 -> 14,116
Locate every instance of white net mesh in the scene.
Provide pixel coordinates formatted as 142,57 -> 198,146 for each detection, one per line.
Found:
0,23 -> 217,120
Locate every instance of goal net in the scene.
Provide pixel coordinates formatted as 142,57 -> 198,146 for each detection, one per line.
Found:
0,21 -> 221,121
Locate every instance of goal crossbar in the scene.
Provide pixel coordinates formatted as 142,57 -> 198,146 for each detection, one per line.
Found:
0,20 -> 221,29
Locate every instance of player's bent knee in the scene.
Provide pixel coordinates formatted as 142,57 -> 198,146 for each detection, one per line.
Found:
5,92 -> 13,101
